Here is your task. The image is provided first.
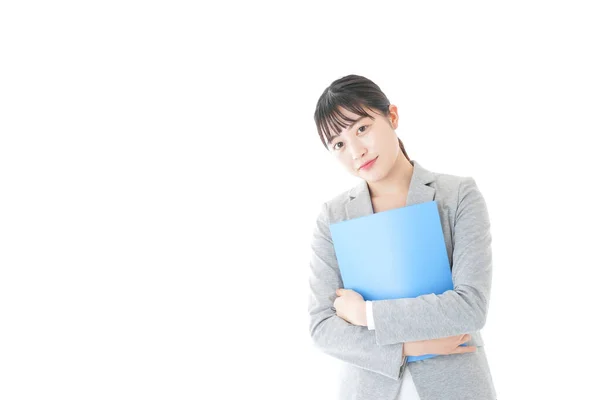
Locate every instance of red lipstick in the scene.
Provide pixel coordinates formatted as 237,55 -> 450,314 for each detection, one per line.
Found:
359,156 -> 378,170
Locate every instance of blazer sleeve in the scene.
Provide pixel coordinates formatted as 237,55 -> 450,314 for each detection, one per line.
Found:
371,177 -> 493,346
307,201 -> 408,381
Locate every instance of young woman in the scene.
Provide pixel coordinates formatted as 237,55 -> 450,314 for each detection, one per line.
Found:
307,75 -> 497,400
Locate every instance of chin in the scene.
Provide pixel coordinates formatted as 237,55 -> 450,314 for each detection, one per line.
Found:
366,176 -> 383,183
360,171 -> 383,182
363,166 -> 391,182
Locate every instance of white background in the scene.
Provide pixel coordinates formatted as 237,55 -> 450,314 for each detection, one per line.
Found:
1,1 -> 599,399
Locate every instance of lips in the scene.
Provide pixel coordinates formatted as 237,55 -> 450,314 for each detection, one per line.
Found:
359,157 -> 378,170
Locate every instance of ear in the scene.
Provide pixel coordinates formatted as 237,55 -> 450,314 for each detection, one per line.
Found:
388,104 -> 399,128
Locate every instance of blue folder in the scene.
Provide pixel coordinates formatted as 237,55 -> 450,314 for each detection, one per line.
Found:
329,200 -> 464,362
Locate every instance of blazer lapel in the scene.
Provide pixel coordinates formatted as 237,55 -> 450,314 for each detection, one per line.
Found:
344,159 -> 436,221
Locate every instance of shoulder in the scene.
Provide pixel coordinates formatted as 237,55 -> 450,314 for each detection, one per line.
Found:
428,170 -> 490,239
313,182 -> 357,224
430,170 -> 475,199
431,171 -> 487,218
431,170 -> 488,225
435,171 -> 483,200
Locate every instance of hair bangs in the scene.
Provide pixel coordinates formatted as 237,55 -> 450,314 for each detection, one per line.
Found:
315,96 -> 376,149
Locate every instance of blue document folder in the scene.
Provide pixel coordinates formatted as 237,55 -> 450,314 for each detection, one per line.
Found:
329,200 -> 463,362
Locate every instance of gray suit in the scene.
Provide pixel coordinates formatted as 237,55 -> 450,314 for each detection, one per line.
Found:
307,159 -> 497,400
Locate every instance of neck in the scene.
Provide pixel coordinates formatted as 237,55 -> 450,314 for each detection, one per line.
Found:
367,155 -> 414,198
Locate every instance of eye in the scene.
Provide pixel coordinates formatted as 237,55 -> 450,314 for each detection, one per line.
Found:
357,125 -> 368,134
333,141 -> 343,150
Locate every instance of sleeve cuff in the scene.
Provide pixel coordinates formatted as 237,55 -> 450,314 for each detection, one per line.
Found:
366,300 -> 375,330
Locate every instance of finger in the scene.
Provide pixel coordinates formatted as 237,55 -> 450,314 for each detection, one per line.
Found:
460,334 -> 471,343
452,346 -> 477,354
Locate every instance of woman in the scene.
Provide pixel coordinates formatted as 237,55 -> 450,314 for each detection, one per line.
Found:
307,75 -> 497,400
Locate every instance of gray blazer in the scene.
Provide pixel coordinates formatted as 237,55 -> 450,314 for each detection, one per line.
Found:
307,159 -> 497,400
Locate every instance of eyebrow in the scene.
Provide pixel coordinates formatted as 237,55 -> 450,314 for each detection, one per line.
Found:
345,117 -> 365,132
327,117 -> 365,145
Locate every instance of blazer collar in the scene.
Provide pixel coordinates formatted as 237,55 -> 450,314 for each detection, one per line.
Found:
345,159 -> 436,221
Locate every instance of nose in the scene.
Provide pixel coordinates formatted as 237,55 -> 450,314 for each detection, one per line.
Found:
349,140 -> 367,161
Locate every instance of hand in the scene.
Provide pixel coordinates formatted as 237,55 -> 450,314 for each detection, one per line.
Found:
403,334 -> 477,357
333,288 -> 367,326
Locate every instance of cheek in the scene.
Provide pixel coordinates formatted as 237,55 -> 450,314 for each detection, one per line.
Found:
336,155 -> 354,171
346,159 -> 361,174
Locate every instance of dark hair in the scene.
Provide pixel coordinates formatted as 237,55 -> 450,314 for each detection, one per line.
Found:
313,74 -> 410,161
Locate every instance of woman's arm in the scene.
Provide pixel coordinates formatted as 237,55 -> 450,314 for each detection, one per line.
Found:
308,202 -> 408,381
367,300 -> 477,357
370,177 -> 493,346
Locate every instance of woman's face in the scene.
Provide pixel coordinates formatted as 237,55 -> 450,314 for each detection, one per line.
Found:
328,105 -> 400,182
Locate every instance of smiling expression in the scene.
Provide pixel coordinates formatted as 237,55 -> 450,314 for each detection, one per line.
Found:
327,104 -> 402,182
